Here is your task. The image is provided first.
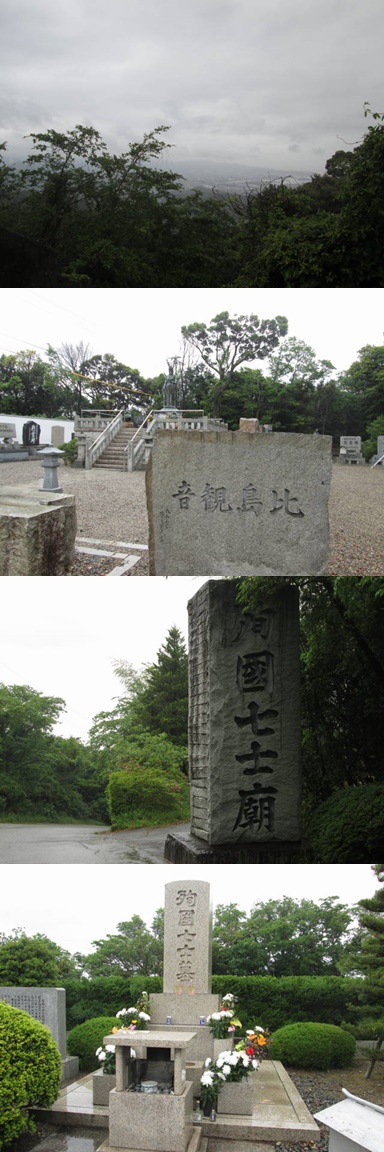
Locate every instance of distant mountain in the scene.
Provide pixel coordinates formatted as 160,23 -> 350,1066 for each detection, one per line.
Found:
165,158 -> 314,194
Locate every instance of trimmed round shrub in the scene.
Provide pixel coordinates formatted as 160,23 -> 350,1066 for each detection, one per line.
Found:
67,1015 -> 120,1070
271,1022 -> 356,1069
309,784 -> 384,862
0,1001 -> 61,1149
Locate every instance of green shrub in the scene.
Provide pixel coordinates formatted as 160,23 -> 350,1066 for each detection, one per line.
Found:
107,765 -> 190,830
67,1015 -> 120,1070
309,784 -> 384,862
0,1002 -> 61,1149
271,1022 -> 356,1069
61,438 -> 78,465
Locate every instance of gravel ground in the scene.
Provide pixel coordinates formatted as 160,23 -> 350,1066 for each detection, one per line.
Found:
1,459 -> 383,575
275,1050 -> 384,1152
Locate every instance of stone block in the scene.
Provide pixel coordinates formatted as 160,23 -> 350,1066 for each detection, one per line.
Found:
150,996 -> 219,1026
149,1020 -> 216,1063
0,986 -> 67,1058
146,430 -> 332,575
163,881 -> 212,994
185,1061 -> 204,1096
109,1081 -> 194,1152
187,581 -> 301,846
93,1069 -> 117,1105
212,1039 -> 234,1062
0,485 -> 76,574
216,1079 -> 255,1115
0,422 -> 16,438
51,426 -> 65,446
61,1055 -> 80,1082
239,419 -> 259,432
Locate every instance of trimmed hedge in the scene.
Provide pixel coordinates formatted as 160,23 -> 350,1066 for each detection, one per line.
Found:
62,974 -> 363,1032
271,1022 -> 356,1069
0,1001 -> 61,1149
211,975 -> 363,1032
309,784 -> 384,862
64,976 -> 162,1029
67,1016 -> 121,1070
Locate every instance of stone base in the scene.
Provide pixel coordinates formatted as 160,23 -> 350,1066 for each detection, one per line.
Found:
164,833 -> 304,864
93,1069 -> 117,1105
109,1081 -> 194,1152
61,1055 -> 80,1083
216,1079 -> 255,1116
0,484 -> 76,574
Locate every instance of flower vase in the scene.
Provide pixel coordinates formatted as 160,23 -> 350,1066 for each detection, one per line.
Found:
202,1101 -> 214,1117
213,1036 -> 234,1061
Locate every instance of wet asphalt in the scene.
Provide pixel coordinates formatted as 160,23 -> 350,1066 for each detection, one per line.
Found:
0,822 -> 190,864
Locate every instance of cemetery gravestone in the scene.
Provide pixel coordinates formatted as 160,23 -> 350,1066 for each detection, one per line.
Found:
339,436 -> 364,464
377,436 -> 384,460
0,422 -> 17,440
146,430 -> 332,575
22,420 -> 41,446
165,580 -> 301,863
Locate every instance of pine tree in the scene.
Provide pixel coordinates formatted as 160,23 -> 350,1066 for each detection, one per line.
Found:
354,864 -> 384,1076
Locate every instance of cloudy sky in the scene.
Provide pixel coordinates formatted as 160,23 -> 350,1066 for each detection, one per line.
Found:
0,577 -> 207,740
1,0 -> 383,177
0,289 -> 383,383
0,864 -> 377,954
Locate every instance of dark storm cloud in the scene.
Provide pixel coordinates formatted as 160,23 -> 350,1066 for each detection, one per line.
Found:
1,0 -> 383,173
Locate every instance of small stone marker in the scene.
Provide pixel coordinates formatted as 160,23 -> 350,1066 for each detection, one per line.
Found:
378,436 -> 384,458
38,446 -> 64,492
51,425 -> 65,447
0,422 -> 17,439
239,418 -> 259,432
146,430 -> 332,575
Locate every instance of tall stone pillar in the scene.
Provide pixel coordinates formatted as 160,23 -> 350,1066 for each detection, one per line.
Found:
165,579 -> 302,863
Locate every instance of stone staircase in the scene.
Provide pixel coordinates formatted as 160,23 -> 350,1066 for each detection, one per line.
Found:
93,427 -> 137,471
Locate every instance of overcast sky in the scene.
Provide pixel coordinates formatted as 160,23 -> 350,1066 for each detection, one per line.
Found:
1,1 -> 383,176
0,864 -> 377,954
0,290 -> 383,384
0,577 -> 207,740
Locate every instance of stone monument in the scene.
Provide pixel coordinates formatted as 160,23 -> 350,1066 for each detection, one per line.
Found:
0,985 -> 79,1082
165,580 -> 302,863
0,484 -> 76,574
146,429 -> 332,575
339,436 -> 364,464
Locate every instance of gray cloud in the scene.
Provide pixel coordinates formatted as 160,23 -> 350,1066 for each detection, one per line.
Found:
1,0 -> 383,175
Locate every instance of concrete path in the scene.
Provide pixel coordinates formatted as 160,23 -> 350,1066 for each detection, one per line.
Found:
0,822 -> 190,864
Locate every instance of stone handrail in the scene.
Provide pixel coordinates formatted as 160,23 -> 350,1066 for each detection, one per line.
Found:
125,410 -> 154,472
85,410 -> 124,469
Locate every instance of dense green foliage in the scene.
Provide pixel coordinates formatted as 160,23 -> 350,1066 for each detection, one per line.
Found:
64,975 -> 162,1028
2,110 -> 384,286
0,934 -> 77,985
212,898 -> 356,976
0,1002 -> 61,1148
309,785 -> 384,863
211,976 -> 363,1033
0,683 -> 107,823
79,914 -> 164,981
107,764 -> 190,829
236,577 -> 384,858
270,1022 -> 356,1069
67,1016 -> 120,1070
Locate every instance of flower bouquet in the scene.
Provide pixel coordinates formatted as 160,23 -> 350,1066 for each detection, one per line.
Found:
199,1061 -> 225,1115
112,993 -> 151,1032
96,1043 -> 117,1075
207,993 -> 242,1039
236,1026 -> 271,1061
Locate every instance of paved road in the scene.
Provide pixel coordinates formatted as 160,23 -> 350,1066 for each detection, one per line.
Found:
0,822 -> 190,864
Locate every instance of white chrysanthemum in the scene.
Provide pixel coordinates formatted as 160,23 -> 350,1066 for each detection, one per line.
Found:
139,1012 -> 151,1020
252,1059 -> 259,1070
240,1054 -> 250,1067
211,1012 -> 221,1021
95,1047 -> 103,1056
105,1045 -> 115,1053
217,1072 -> 226,1081
204,1058 -> 212,1067
98,1051 -> 106,1061
201,1071 -> 214,1086
227,1052 -> 238,1065
254,1026 -> 265,1032
222,1064 -> 231,1077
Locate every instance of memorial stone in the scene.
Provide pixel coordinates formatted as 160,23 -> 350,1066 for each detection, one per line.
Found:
378,436 -> 384,459
51,425 -> 65,447
0,422 -> 17,440
165,580 -> 301,863
0,985 -> 78,1081
239,418 -> 259,432
339,436 -> 364,464
146,430 -> 332,575
22,420 -> 41,446
0,485 -> 76,575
